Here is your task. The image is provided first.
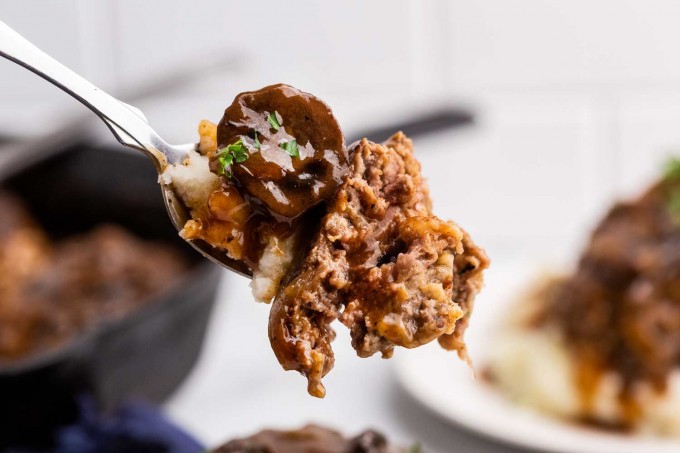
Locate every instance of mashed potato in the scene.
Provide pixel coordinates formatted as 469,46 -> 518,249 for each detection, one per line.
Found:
159,150 -> 219,211
160,127 -> 293,303
250,235 -> 295,302
487,279 -> 680,436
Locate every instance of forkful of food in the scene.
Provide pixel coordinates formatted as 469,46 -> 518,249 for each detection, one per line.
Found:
0,20 -> 489,398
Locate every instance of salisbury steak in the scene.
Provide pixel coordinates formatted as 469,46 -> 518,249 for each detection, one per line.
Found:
543,170 -> 680,426
164,84 -> 489,397
269,133 -> 488,397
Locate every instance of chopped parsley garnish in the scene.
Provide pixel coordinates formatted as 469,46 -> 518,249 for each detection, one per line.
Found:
279,139 -> 299,158
409,443 -> 422,453
668,186 -> 680,226
215,111 -> 298,176
664,156 -> 680,182
267,111 -> 282,131
663,156 -> 680,226
215,138 -> 249,177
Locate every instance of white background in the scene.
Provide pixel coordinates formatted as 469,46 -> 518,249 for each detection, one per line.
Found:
3,0 -> 680,253
2,1 -> 680,450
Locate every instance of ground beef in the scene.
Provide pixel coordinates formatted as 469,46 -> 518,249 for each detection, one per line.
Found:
269,133 -> 488,397
212,424 -> 403,453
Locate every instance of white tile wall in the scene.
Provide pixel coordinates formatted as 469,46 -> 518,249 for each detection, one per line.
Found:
0,1 -> 91,132
0,1 -> 84,99
438,0 -> 680,254
2,0 -> 680,251
112,0 -> 418,93
415,90 -> 612,258
0,0 -> 440,134
445,0 -> 680,89
618,90 -> 680,195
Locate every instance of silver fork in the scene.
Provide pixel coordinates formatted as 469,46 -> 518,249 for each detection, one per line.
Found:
0,20 -> 253,278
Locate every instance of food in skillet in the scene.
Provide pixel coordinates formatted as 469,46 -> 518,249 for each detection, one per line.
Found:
0,193 -> 187,361
486,158 -> 680,435
211,424 -> 407,453
163,84 -> 488,397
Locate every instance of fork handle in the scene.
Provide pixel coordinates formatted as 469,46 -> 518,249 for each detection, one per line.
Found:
0,20 -> 177,168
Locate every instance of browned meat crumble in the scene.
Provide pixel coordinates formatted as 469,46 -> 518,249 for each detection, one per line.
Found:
269,133 -> 488,397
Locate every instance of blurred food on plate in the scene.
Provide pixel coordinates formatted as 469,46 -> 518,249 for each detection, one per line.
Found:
0,191 -> 188,362
211,424 -> 407,453
486,157 -> 680,435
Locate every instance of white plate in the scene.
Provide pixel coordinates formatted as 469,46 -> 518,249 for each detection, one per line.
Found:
394,259 -> 680,453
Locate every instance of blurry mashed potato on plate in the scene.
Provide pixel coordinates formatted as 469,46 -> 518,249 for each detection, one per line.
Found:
489,278 -> 680,436
487,159 -> 680,436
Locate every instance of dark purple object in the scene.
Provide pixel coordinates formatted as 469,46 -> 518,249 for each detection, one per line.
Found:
52,397 -> 203,453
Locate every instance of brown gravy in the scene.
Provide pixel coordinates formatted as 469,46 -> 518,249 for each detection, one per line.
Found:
186,84 -> 348,271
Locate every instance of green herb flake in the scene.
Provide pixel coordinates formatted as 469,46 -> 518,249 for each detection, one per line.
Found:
668,189 -> 680,226
253,132 -> 261,150
664,156 -> 680,183
279,139 -> 299,158
409,442 -> 422,453
217,138 -> 247,156
267,111 -> 282,131
215,138 -> 250,177
216,153 -> 233,177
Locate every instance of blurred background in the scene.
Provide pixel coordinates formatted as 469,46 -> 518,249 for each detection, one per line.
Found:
4,0 -> 680,255
1,1 -> 680,452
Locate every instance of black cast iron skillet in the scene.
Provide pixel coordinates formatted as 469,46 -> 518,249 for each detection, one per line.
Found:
0,141 -> 222,448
